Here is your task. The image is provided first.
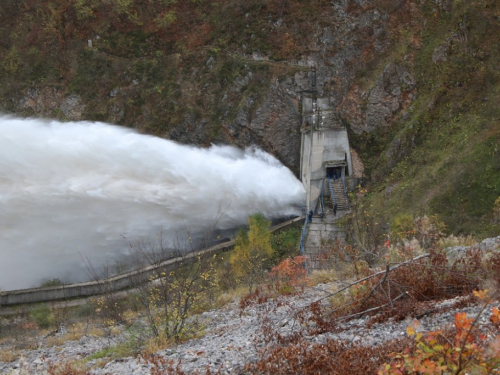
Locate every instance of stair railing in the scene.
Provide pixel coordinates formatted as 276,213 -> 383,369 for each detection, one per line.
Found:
320,179 -> 325,217
328,176 -> 336,209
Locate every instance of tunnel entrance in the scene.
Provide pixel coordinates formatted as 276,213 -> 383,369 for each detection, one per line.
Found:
326,166 -> 343,180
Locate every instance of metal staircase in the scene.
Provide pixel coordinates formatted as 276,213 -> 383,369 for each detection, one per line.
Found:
330,177 -> 349,211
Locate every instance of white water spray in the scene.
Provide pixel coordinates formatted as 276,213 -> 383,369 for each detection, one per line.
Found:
0,116 -> 305,290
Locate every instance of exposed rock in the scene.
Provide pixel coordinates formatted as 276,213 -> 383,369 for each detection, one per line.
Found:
432,33 -> 463,64
60,95 -> 85,120
3,0 -> 407,175
445,236 -> 500,263
244,83 -> 302,173
18,88 -> 85,121
350,148 -> 365,178
340,63 -> 416,134
433,0 -> 453,12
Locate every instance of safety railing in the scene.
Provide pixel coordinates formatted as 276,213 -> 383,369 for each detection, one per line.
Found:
320,180 -> 325,217
328,176 -> 336,209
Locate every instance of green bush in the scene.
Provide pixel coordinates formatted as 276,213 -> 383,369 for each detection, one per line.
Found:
271,226 -> 301,262
75,303 -> 94,318
229,213 -> 274,292
389,213 -> 415,243
29,304 -> 56,329
39,278 -> 64,288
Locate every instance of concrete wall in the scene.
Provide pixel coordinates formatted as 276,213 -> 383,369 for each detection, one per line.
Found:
0,217 -> 304,306
300,127 -> 352,211
300,89 -> 354,212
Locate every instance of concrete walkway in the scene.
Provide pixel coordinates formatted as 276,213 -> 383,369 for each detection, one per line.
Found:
304,209 -> 347,271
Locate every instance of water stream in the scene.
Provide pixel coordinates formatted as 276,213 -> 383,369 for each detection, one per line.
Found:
0,116 -> 305,289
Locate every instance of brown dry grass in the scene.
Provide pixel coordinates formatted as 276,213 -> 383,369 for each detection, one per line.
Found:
0,348 -> 19,363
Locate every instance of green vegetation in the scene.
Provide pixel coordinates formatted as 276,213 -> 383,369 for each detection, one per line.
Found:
271,226 -> 301,262
230,213 -> 275,292
352,0 -> 500,237
1,0 -> 500,367
0,216 -> 302,358
1,0 -> 496,236
39,278 -> 64,288
389,213 -> 415,243
29,303 -> 57,329
2,210 -> 500,373
0,0 -> 320,143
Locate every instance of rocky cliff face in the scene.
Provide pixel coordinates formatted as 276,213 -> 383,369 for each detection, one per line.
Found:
0,0 -> 414,175
1,0 -> 499,234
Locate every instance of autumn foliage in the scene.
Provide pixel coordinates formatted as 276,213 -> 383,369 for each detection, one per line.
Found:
380,300 -> 500,374
230,213 -> 274,291
269,255 -> 308,294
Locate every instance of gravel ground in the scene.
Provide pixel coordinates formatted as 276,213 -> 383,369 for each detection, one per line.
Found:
1,236 -> 499,375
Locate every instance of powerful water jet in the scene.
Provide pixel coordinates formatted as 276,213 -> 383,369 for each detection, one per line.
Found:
0,116 -> 305,290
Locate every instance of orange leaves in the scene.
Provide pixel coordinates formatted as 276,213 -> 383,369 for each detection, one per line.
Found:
269,255 -> 308,294
406,325 -> 416,336
454,311 -> 475,345
473,289 -> 491,301
406,320 -> 419,337
270,256 -> 307,283
380,304 -> 500,375
491,306 -> 500,326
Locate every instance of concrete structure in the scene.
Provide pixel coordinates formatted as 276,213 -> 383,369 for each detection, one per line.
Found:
304,210 -> 347,270
299,69 -> 354,271
300,89 -> 353,213
0,217 -> 304,306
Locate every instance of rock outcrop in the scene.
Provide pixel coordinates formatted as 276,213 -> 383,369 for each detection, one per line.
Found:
0,0 -> 417,176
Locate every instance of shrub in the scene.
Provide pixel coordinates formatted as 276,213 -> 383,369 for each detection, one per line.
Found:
389,215 -> 445,250
229,213 -> 275,292
390,213 -> 415,243
271,226 -> 301,262
29,303 -> 56,329
0,349 -> 19,363
75,302 -> 94,318
269,255 -> 307,294
39,278 -> 64,288
123,247 -> 216,343
139,353 -> 222,375
246,336 -> 414,374
379,299 -> 500,375
48,360 -> 89,375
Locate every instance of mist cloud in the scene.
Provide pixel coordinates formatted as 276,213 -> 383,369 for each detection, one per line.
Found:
0,116 -> 305,290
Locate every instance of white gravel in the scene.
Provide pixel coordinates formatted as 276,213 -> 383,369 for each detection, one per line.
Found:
1,236 -> 499,374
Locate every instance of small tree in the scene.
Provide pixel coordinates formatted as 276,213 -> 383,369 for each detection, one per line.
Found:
230,213 -> 274,292
343,187 -> 384,265
269,255 -> 308,294
83,227 -> 218,345
128,229 -> 217,343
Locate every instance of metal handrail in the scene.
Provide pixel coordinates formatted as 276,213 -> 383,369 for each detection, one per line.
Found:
320,181 -> 325,217
328,176 -> 336,208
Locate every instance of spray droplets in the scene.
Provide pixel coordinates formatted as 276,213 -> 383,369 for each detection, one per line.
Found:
0,116 -> 305,289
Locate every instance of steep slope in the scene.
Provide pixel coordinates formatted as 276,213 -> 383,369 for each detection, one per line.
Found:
0,0 -> 407,174
343,0 -> 500,236
0,0 -> 499,234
